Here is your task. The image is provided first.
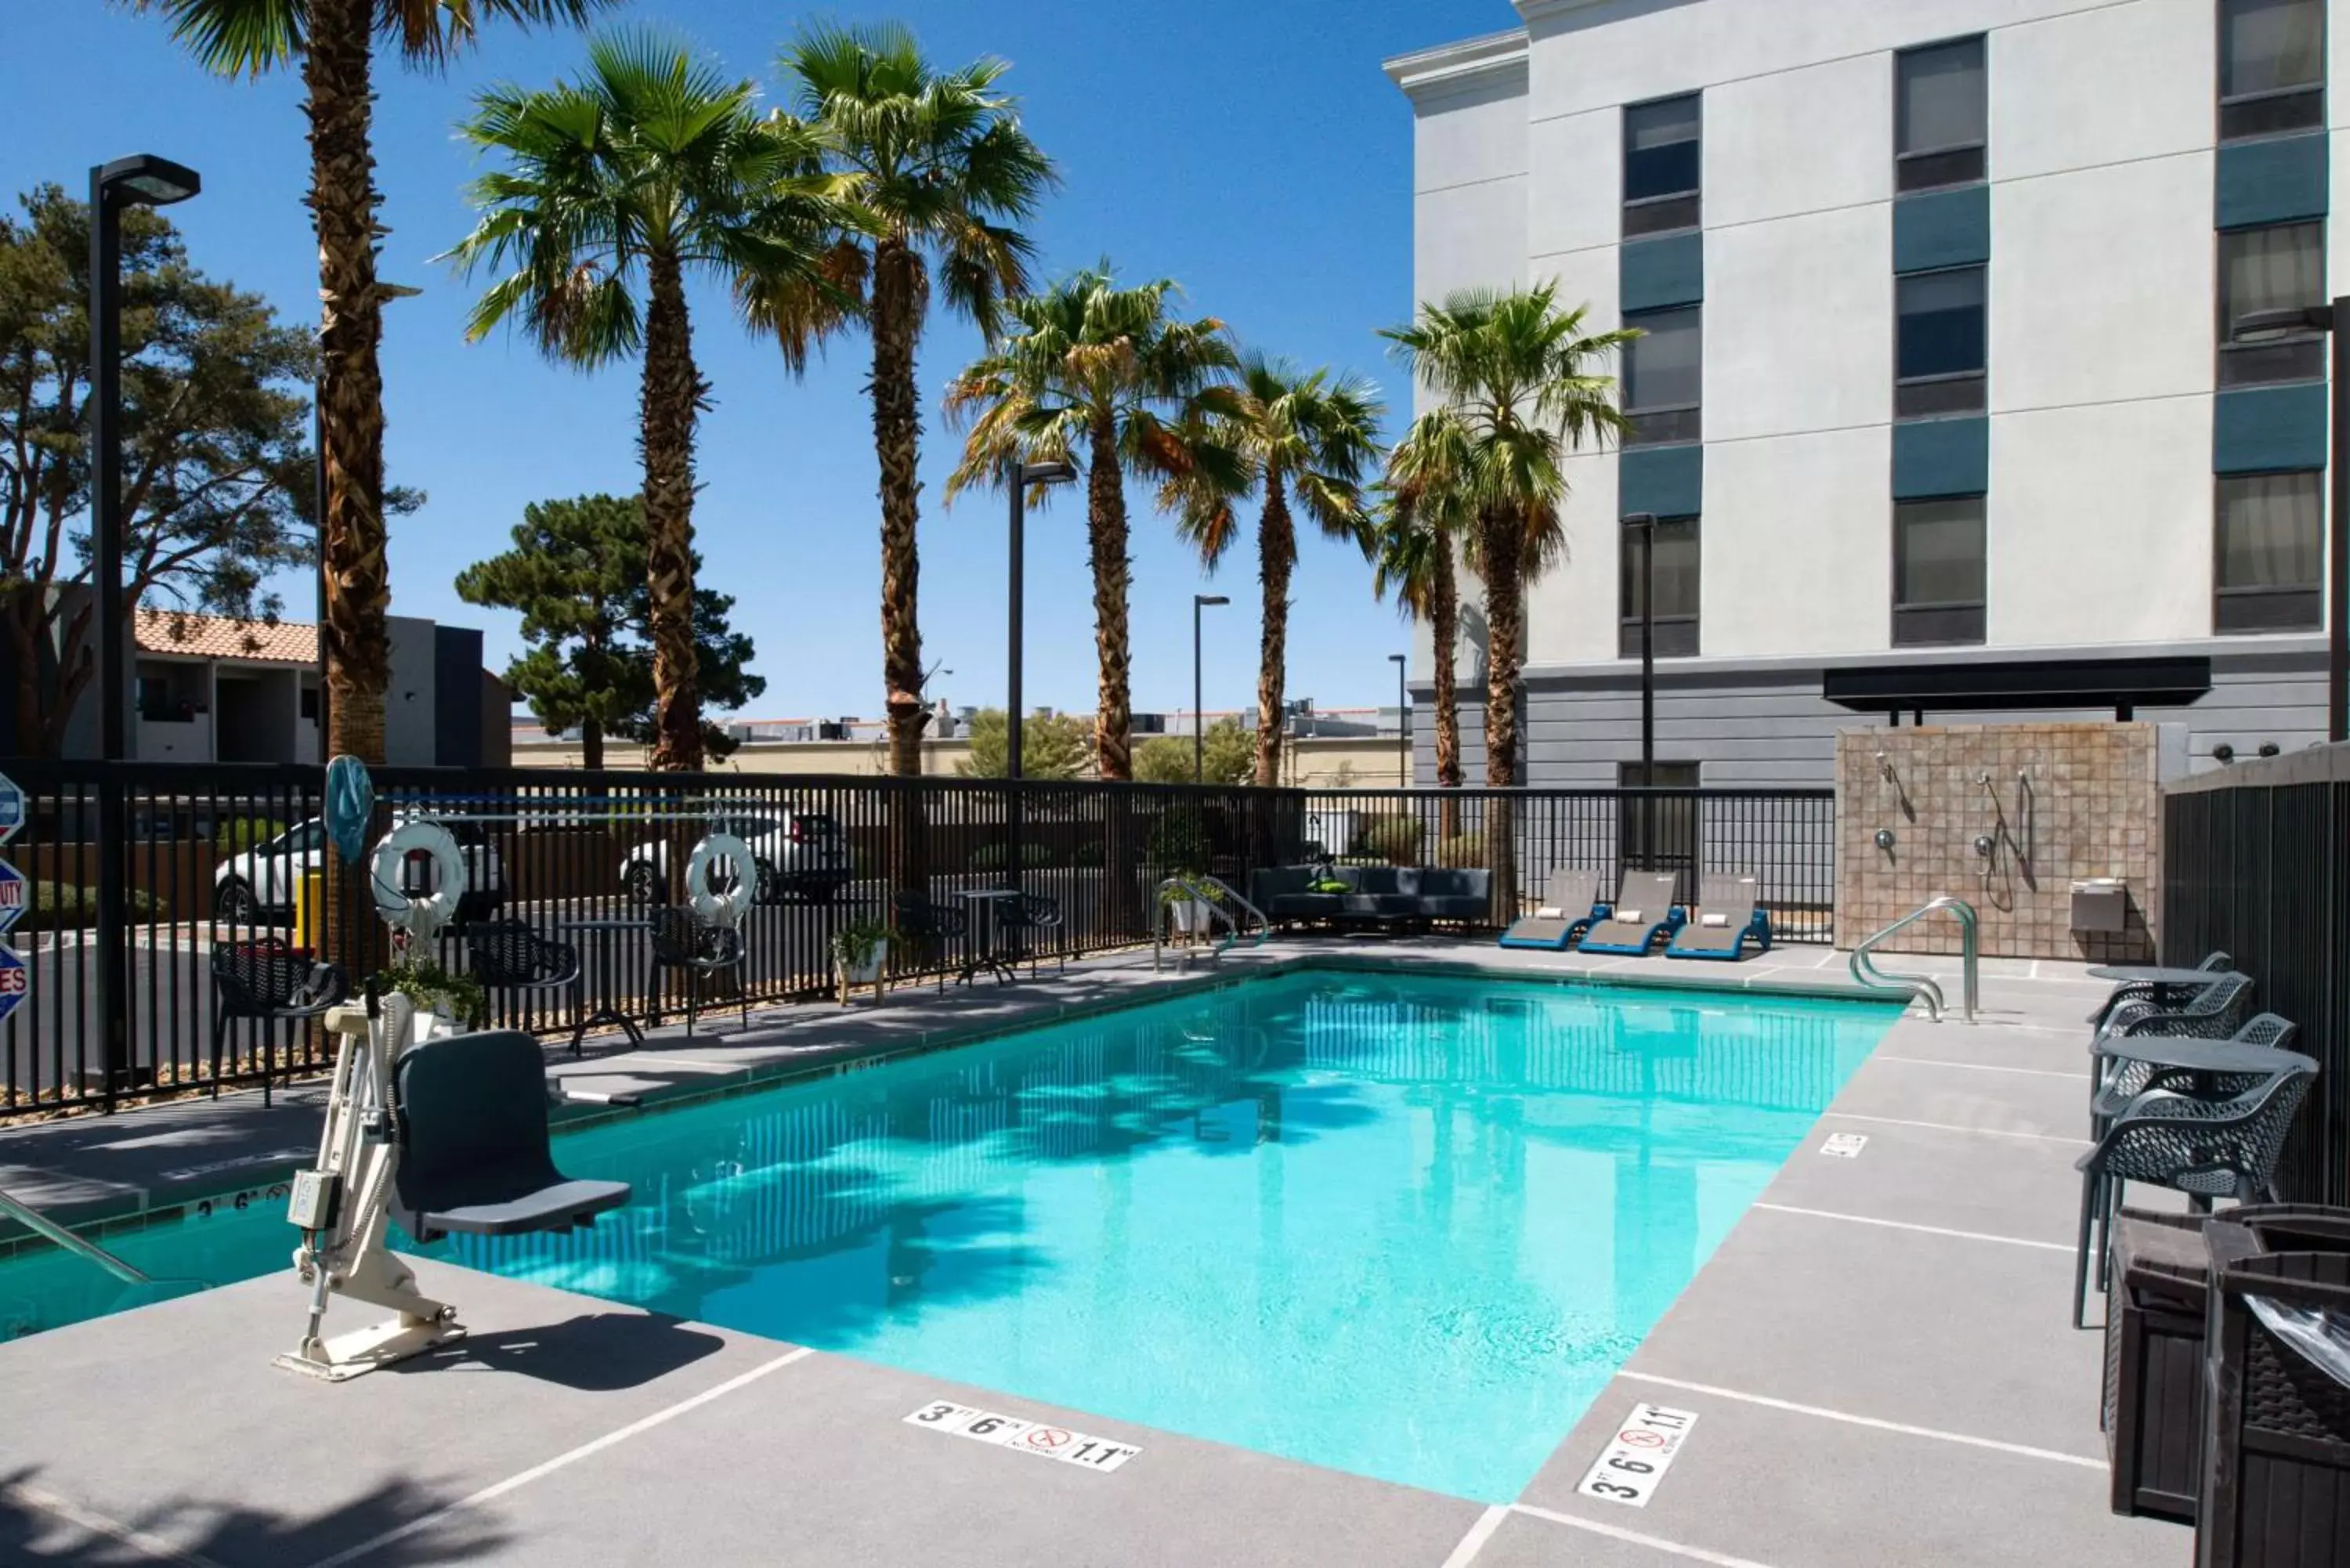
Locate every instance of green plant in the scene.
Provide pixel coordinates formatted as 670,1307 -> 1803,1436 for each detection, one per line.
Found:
215,817 -> 287,854
373,955 -> 486,1024
1436,833 -> 1486,867
832,919 -> 889,970
26,884 -> 159,928
1145,809 -> 1211,874
968,842 -> 1053,872
1072,840 -> 1104,867
1353,812 -> 1424,865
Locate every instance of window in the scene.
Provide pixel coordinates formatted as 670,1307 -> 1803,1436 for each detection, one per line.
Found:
1624,94 -> 1701,237
1618,515 -> 1701,658
1896,267 -> 1987,418
2218,222 -> 2327,385
1896,37 -> 1987,190
299,685 -> 320,721
1622,306 -> 1701,445
2221,0 -> 2325,140
1893,497 -> 1987,646
2216,472 -> 2323,631
1618,762 -> 1699,887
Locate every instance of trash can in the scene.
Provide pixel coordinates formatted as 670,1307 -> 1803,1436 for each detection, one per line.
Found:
292,869 -> 325,952
2197,1208 -> 2350,1566
2105,1208 -> 2211,1523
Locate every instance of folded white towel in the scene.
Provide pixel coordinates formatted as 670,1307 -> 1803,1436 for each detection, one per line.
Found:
1701,912 -> 1730,928
1535,906 -> 1563,919
1613,909 -> 1643,924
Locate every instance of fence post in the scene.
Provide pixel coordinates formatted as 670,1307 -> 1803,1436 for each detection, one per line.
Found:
95,760 -> 129,1106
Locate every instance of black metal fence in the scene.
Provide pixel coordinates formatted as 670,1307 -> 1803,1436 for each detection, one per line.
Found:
0,761 -> 1835,1117
2160,747 -> 2350,1205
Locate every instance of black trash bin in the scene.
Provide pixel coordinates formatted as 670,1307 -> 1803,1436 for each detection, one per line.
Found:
2198,1209 -> 2350,1567
2106,1208 -> 2211,1523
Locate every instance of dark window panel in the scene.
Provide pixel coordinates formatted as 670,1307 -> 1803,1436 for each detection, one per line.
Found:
1896,267 -> 1987,381
1625,94 -> 1702,203
2218,222 -> 2325,386
1618,617 -> 1700,659
2219,339 -> 2326,386
2214,471 -> 2323,632
1624,305 -> 1701,415
2221,0 -> 2325,100
1896,145 -> 1987,192
1625,406 -> 1703,446
1620,515 -> 1701,619
1893,605 -> 1988,646
1624,193 -> 1701,237
1897,38 -> 1987,156
2220,87 -> 2326,139
1894,496 -> 1986,649
1895,374 -> 1988,420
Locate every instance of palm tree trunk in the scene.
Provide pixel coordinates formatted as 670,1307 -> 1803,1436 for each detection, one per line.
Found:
1086,416 -> 1133,782
581,717 -> 604,771
306,0 -> 389,998
1479,506 -> 1524,923
871,239 -> 926,779
1431,540 -> 1462,841
641,247 -> 702,773
1253,477 -> 1295,788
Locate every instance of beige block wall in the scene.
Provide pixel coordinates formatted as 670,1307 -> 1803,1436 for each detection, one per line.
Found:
507,733 -> 1401,785
1836,722 -> 2159,961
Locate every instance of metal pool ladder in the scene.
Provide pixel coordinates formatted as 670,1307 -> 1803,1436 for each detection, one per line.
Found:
0,1181 -> 157,1289
1152,875 -> 1271,970
1849,894 -> 1979,1023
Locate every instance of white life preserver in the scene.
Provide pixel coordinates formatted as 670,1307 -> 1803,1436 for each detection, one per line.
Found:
685,833 -> 757,927
371,820 -> 466,938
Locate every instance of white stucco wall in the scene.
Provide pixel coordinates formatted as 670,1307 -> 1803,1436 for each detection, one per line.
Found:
1707,204 -> 1894,443
1704,426 -> 1896,659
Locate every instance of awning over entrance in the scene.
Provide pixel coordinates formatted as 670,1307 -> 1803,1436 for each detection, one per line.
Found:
1822,656 -> 2211,719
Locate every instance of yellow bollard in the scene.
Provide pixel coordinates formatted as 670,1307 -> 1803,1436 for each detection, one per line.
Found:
293,869 -> 326,953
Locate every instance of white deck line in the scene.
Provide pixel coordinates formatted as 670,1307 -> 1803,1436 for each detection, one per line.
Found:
1820,1111 -> 2089,1144
1435,1504 -> 1510,1567
306,1345 -> 816,1568
1872,1055 -> 2083,1079
1750,1202 -> 2073,1252
1509,1503 -> 1781,1567
5,1481 -> 229,1567
1614,1372 -> 2106,1469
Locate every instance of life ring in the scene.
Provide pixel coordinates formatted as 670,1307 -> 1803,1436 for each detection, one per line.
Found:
371,820 -> 466,937
686,833 -> 757,927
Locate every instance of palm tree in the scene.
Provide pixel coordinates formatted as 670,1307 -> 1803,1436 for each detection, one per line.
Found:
1173,355 -> 1384,786
944,266 -> 1235,781
1381,284 -> 1631,790
446,31 -> 858,770
1373,411 -> 1475,804
134,0 -> 611,769
767,22 -> 1057,781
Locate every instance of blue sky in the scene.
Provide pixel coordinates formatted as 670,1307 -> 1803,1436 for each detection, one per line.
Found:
4,0 -> 1504,726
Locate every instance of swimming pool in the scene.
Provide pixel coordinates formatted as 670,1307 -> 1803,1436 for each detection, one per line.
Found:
0,970 -> 1896,1501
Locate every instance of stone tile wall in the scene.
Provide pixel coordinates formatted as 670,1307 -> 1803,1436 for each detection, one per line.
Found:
1835,722 -> 2158,960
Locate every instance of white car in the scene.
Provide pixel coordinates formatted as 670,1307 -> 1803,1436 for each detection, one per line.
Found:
213,815 -> 507,926
620,810 -> 851,905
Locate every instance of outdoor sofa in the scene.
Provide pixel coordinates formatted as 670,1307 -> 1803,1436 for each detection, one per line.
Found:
1248,865 -> 1494,930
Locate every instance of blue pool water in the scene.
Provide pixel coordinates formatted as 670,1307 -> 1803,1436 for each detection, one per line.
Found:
0,972 -> 1895,1501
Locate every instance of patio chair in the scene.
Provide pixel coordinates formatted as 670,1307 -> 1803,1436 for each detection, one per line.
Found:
2092,1010 -> 2298,1130
996,893 -> 1066,976
1575,871 -> 1685,956
463,919 -> 584,1051
2095,968 -> 2250,1043
2072,1059 -> 2316,1328
2087,949 -> 2232,1028
645,907 -> 747,1038
1497,867 -> 1606,951
391,1028 -> 631,1243
892,891 -> 971,994
211,939 -> 348,1106
1666,874 -> 1772,962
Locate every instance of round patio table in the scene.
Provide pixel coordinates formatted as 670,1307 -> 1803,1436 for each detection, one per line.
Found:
2085,965 -> 2233,988
954,889 -> 1024,986
2094,1035 -> 2306,1077
557,916 -> 649,1050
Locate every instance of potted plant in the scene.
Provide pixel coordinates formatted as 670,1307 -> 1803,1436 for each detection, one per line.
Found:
1159,878 -> 1216,939
371,955 -> 486,1042
833,918 -> 890,1003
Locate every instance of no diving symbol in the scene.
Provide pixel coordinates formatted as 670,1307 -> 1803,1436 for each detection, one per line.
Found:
1022,1427 -> 1073,1453
1617,1429 -> 1668,1449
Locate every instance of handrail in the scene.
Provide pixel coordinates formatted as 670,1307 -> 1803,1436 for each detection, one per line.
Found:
1849,894 -> 1979,1024
1152,874 -> 1271,970
0,1183 -> 154,1288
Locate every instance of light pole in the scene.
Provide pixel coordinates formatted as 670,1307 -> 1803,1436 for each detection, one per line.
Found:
1389,652 -> 1409,786
1624,511 -> 1659,868
1192,594 -> 1228,782
1005,458 -> 1076,887
2233,303 -> 2348,744
89,154 -> 200,1098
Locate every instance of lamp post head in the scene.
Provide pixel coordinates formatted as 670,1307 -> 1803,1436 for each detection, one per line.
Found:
1018,459 -> 1077,486
1196,594 -> 1229,609
2233,305 -> 2335,341
1388,653 -> 1407,666
96,154 -> 201,207
1622,510 -> 1658,529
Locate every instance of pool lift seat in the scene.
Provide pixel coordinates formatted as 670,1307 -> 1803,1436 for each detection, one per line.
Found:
276,991 -> 631,1382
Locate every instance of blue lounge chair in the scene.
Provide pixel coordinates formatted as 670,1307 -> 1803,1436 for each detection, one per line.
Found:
1498,867 -> 1607,950
1575,871 -> 1685,956
1666,874 -> 1771,962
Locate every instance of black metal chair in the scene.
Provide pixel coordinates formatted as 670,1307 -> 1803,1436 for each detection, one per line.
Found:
645,907 -> 747,1037
210,939 -> 347,1105
891,892 -> 970,993
2070,1060 -> 2316,1328
464,919 -> 586,1053
2087,949 -> 2233,1028
995,893 -> 1066,976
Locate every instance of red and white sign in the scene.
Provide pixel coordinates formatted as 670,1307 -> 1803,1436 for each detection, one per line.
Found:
0,859 -> 25,934
0,948 -> 27,1026
1576,1403 -> 1698,1508
902,1402 -> 1140,1473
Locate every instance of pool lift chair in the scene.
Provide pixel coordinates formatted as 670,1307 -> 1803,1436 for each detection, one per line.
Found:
275,801 -> 634,1381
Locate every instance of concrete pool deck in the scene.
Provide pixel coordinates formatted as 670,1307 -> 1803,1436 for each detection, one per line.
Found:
0,938 -> 2190,1566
